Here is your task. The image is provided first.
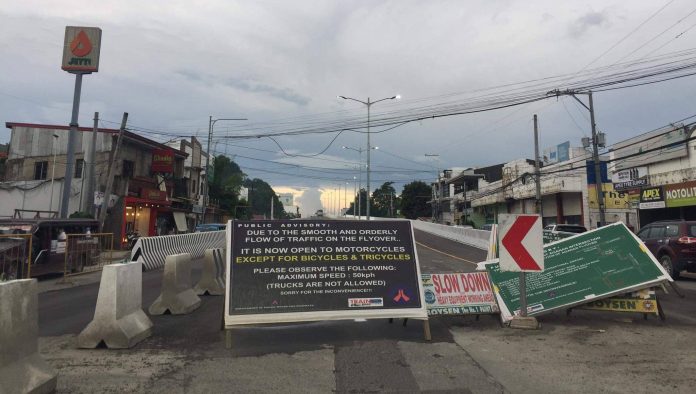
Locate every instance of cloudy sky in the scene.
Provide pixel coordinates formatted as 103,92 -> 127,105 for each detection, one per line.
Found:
2,1 -> 696,215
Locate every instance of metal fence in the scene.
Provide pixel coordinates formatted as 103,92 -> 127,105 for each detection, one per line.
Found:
63,233 -> 114,277
0,233 -> 32,280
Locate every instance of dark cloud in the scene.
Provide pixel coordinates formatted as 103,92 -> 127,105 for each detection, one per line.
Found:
569,10 -> 608,37
223,78 -> 310,106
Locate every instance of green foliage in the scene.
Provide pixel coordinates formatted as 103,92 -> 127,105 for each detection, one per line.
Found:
400,181 -> 432,219
210,155 -> 245,216
243,178 -> 287,219
371,182 -> 398,218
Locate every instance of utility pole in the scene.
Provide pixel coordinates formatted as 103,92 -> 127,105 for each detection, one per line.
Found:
98,112 -> 128,231
547,89 -> 606,228
82,112 -> 98,215
533,114 -> 542,215
389,192 -> 393,217
588,92 -> 606,227
270,197 -> 274,220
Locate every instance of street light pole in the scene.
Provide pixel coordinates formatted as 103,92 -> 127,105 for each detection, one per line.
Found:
338,94 -> 400,220
206,116 -> 247,222
425,154 -> 440,223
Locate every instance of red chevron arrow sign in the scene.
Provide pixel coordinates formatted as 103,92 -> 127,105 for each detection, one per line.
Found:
499,214 -> 544,272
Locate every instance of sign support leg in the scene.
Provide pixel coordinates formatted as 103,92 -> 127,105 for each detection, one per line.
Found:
519,272 -> 527,317
225,329 -> 232,349
509,272 -> 539,329
423,320 -> 432,341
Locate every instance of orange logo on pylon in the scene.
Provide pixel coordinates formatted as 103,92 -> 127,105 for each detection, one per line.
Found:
70,30 -> 92,57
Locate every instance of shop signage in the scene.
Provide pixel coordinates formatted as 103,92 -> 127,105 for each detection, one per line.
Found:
142,188 -> 168,201
579,289 -> 658,315
639,186 -> 665,210
192,204 -> 204,214
612,167 -> 648,191
62,26 -> 102,73
151,149 -> 174,173
485,222 -> 670,322
224,220 -> 427,326
421,273 -> 498,316
588,183 -> 631,209
664,180 -> 696,208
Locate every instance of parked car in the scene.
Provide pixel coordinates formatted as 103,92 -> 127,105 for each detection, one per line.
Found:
194,223 -> 226,232
315,210 -> 324,217
0,218 -> 99,279
636,220 -> 696,279
544,224 -> 587,234
481,224 -> 494,231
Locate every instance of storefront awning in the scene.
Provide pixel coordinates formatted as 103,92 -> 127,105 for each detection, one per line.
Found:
173,212 -> 188,232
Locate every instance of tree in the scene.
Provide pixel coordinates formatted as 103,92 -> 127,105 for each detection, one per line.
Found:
243,178 -> 287,219
371,182 -> 398,218
209,155 -> 244,216
400,181 -> 432,219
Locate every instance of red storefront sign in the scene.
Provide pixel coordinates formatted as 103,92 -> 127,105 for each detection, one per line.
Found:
152,149 -> 174,173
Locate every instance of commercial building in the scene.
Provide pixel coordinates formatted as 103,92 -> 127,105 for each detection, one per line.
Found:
2,122 -> 195,247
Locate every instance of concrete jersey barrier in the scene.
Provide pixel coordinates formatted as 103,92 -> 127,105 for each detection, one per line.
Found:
410,220 -> 490,250
131,230 -> 225,271
0,279 -> 58,394
149,253 -> 202,315
194,248 -> 226,296
78,261 -> 153,349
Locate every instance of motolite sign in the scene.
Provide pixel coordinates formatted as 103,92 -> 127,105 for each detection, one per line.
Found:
62,26 -> 102,73
151,149 -> 174,173
665,180 -> 696,208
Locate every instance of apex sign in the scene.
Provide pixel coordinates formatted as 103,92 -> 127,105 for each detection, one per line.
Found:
62,26 -> 102,73
499,214 -> 544,272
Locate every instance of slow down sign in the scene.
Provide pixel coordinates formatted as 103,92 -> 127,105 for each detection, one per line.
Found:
499,214 -> 544,272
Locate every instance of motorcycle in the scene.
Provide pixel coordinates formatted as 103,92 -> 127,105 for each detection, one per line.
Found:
126,230 -> 140,249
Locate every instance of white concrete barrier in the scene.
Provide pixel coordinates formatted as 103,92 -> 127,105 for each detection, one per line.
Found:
0,279 -> 57,394
131,230 -> 225,271
194,248 -> 226,296
410,220 -> 490,250
77,261 -> 153,349
149,253 -> 201,315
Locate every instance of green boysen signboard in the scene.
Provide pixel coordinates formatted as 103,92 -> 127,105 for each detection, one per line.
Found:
486,222 -> 671,322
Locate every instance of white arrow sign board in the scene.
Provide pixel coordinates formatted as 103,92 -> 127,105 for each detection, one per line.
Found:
498,214 -> 544,272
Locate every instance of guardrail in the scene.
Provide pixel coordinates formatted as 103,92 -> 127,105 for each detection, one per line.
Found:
131,231 -> 226,271
409,220 -> 490,250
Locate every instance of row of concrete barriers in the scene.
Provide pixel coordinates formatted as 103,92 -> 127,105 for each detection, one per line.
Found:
0,248 -> 225,392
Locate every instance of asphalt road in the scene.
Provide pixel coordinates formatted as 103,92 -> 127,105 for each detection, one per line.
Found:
34,228 -> 696,393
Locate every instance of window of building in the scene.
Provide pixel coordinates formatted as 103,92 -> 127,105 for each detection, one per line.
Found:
192,180 -> 197,195
34,161 -> 48,180
74,159 -> 84,178
122,160 -> 135,178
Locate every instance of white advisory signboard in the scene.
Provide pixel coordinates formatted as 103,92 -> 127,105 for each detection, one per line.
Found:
498,214 -> 544,272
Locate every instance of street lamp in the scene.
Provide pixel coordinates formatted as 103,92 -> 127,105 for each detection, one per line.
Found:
338,95 -> 400,220
206,116 -> 247,222
342,145 -> 378,220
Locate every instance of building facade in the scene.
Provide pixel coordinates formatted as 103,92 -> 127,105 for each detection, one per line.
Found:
2,122 -> 192,247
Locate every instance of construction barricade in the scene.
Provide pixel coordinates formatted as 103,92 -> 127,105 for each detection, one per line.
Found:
0,233 -> 32,280
149,253 -> 201,315
78,261 -> 153,349
0,279 -> 58,393
63,232 -> 115,277
195,248 -> 226,296
131,230 -> 225,271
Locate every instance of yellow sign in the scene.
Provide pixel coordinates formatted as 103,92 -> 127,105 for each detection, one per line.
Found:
581,296 -> 658,314
588,183 -> 631,209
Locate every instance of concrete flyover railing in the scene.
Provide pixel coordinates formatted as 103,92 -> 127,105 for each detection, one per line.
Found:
410,220 -> 490,250
330,215 -> 490,250
131,231 -> 225,271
